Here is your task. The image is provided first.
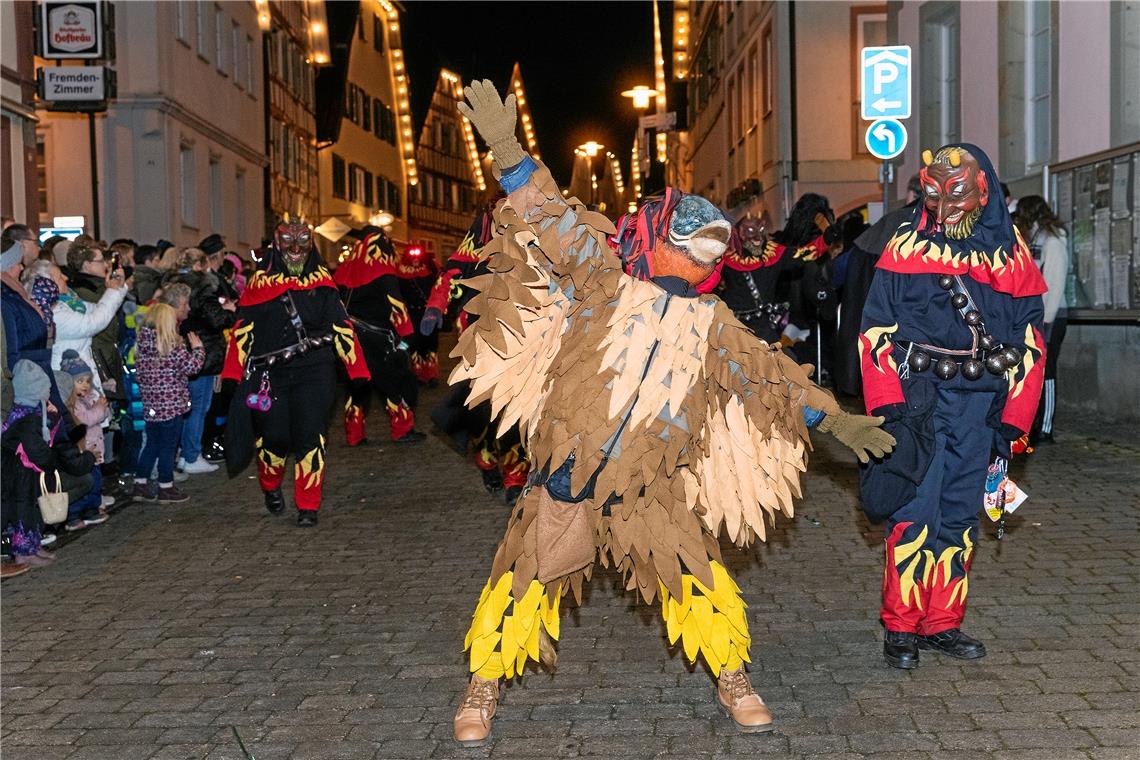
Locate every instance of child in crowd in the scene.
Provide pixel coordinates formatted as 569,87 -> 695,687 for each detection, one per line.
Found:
53,369 -> 113,532
2,360 -> 99,564
133,303 -> 204,503
59,349 -> 108,463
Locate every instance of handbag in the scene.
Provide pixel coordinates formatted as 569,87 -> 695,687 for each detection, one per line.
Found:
38,471 -> 69,525
534,487 -> 596,582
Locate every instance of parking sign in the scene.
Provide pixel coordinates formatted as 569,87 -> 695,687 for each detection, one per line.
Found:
861,46 -> 911,121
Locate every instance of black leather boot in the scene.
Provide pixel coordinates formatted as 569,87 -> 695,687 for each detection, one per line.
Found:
481,468 -> 503,495
264,489 -> 285,515
918,629 -> 987,659
883,630 -> 919,669
296,511 -> 319,528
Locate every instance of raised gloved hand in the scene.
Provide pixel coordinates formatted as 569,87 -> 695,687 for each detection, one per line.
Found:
420,307 -> 443,336
457,79 -> 526,173
817,410 -> 896,463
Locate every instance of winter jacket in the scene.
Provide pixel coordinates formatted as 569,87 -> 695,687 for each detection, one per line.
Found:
131,265 -> 164,304
1029,227 -> 1069,325
70,391 -> 110,463
51,286 -> 128,405
135,326 -> 205,422
69,271 -> 127,399
1,409 -> 95,536
2,281 -> 51,374
167,270 -> 236,377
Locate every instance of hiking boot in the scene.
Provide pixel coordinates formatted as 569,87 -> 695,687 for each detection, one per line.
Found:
716,666 -> 773,732
157,486 -> 190,503
918,628 -> 987,660
884,630 -> 920,669
453,675 -> 500,746
264,488 -> 285,515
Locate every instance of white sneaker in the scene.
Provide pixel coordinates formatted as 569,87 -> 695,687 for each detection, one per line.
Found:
151,466 -> 190,483
181,458 -> 219,474
102,495 -> 116,508
176,457 -> 187,472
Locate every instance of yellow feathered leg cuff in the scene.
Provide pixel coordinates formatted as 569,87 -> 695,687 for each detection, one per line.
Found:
463,571 -> 562,681
658,560 -> 751,676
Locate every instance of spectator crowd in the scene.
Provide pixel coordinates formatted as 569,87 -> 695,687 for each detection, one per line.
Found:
1,226 -> 251,576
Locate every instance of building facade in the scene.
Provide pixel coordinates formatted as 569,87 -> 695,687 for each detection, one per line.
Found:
680,1 -> 886,226
891,0 -> 1138,421
314,0 -> 415,260
35,1 -> 265,250
263,0 -> 329,235
1,0 -> 38,230
407,70 -> 488,263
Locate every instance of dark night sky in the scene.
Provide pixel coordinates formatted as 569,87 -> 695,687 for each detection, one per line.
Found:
401,1 -> 664,187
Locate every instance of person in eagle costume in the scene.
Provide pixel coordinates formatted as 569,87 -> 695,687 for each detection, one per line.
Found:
716,200 -> 840,345
396,243 -> 441,385
333,228 -> 425,446
858,144 -> 1046,669
221,218 -> 369,527
423,206 -> 531,505
448,80 -> 897,746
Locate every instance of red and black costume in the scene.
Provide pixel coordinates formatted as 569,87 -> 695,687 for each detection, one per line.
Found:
716,200 -> 836,345
423,209 -> 530,502
334,229 -> 423,445
859,143 -> 1046,666
222,222 -> 369,526
397,247 -> 440,385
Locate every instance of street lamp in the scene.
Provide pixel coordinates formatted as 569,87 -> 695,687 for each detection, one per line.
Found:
621,86 -> 662,198
369,210 -> 395,228
621,85 -> 660,111
577,142 -> 604,207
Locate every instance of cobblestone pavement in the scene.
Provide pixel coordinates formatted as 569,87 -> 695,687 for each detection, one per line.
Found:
3,341 -> 1138,760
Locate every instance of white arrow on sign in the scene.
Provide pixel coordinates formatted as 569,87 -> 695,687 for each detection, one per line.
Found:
872,97 -> 902,113
872,122 -> 897,154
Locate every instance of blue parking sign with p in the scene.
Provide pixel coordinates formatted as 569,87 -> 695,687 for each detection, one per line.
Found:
861,46 -> 911,120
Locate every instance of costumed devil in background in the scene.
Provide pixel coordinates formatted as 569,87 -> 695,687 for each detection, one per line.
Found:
859,144 -> 1046,669
397,243 -> 441,386
423,206 -> 530,505
448,80 -> 896,746
222,218 -> 369,527
333,228 -> 425,446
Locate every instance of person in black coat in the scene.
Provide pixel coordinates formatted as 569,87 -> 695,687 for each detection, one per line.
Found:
2,360 -> 95,566
163,248 -> 238,472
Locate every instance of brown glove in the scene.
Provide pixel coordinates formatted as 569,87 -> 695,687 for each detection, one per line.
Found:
457,79 -> 527,174
817,410 -> 896,464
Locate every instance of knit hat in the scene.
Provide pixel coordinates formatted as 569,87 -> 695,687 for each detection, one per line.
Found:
12,359 -> 51,406
1,241 -> 22,272
60,349 -> 94,378
54,370 -> 74,405
199,233 -> 225,255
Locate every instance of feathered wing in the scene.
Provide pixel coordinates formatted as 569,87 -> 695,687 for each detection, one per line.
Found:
695,302 -> 837,546
448,160 -> 617,441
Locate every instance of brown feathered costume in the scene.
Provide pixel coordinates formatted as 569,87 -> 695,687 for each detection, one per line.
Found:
451,80 -> 893,744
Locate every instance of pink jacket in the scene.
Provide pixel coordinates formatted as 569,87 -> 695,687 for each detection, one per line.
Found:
71,391 -> 109,463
